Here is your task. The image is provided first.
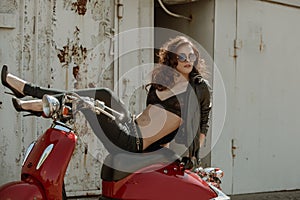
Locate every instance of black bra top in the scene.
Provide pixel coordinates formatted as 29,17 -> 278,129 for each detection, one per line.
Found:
144,86 -> 187,152
146,86 -> 186,118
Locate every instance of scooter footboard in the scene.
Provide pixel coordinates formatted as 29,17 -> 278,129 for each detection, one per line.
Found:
0,180 -> 46,200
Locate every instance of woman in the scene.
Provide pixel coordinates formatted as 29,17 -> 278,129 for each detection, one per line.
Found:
1,36 -> 211,158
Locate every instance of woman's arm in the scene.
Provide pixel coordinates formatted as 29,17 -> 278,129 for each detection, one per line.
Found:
199,133 -> 206,148
199,81 -> 212,136
195,80 -> 212,152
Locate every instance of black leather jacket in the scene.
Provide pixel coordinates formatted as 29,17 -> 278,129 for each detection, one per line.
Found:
144,75 -> 211,156
175,75 -> 212,159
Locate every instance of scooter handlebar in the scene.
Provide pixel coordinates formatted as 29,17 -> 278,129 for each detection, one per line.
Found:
42,93 -> 124,121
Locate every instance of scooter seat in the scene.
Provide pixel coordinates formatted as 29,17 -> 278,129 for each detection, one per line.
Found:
101,148 -> 180,181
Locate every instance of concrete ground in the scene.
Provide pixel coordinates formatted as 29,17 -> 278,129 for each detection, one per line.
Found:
230,190 -> 300,200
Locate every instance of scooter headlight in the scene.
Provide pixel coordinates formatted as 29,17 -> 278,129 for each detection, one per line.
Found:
209,184 -> 230,200
42,95 -> 60,117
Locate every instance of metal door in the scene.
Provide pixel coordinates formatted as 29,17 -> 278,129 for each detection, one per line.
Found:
0,0 -> 116,197
232,0 -> 300,194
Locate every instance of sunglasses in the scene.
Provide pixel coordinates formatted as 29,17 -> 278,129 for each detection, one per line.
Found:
177,53 -> 197,62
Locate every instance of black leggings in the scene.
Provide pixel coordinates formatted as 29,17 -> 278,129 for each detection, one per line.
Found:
24,84 -> 143,153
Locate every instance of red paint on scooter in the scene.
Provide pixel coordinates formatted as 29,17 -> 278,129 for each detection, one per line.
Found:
0,126 -> 76,200
0,180 -> 46,200
22,128 -> 76,199
102,163 -> 217,199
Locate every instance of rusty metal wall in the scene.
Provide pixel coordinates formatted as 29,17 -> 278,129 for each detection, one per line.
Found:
0,0 -> 153,197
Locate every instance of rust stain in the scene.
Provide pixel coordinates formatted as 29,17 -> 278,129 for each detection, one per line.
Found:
71,0 -> 88,15
52,0 -> 57,26
23,34 -> 31,70
57,42 -> 70,64
73,65 -> 79,79
88,83 -> 96,88
56,27 -> 87,82
259,32 -> 265,53
64,0 -> 112,19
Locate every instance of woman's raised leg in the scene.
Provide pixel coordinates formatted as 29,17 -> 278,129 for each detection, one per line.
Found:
1,65 -> 65,99
77,88 -> 144,153
1,65 -> 25,98
2,66 -> 143,153
12,97 -> 43,116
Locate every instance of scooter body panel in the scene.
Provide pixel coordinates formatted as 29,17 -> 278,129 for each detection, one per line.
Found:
102,163 -> 217,200
21,126 -> 76,199
0,180 -> 46,200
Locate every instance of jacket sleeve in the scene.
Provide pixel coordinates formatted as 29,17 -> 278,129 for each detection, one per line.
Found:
198,80 -> 212,135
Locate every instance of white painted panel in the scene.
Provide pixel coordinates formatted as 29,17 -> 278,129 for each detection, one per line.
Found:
232,0 -> 300,194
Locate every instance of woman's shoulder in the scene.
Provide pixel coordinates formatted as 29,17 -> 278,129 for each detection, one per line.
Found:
190,77 -> 212,100
191,75 -> 210,88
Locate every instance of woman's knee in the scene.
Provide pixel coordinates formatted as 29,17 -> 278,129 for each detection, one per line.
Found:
94,88 -> 114,105
95,88 -> 113,97
76,88 -> 113,101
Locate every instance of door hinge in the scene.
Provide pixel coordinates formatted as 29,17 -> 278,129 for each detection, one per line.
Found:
117,0 -> 124,19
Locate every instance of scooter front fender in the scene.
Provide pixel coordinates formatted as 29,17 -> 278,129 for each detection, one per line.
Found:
0,180 -> 46,200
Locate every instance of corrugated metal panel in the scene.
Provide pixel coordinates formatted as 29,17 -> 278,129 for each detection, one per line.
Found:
0,0 -> 154,197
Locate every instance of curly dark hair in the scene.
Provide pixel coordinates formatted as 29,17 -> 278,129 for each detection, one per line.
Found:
150,36 -> 205,91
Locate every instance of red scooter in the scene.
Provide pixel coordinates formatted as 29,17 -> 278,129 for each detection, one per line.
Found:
0,93 -> 230,200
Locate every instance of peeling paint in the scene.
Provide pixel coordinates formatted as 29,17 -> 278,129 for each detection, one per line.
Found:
63,0 -> 112,18
71,0 -> 88,15
23,34 -> 31,70
73,65 -> 80,79
90,0 -> 106,21
0,0 -> 18,13
52,0 -> 58,26
63,0 -> 88,15
56,27 -> 87,66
